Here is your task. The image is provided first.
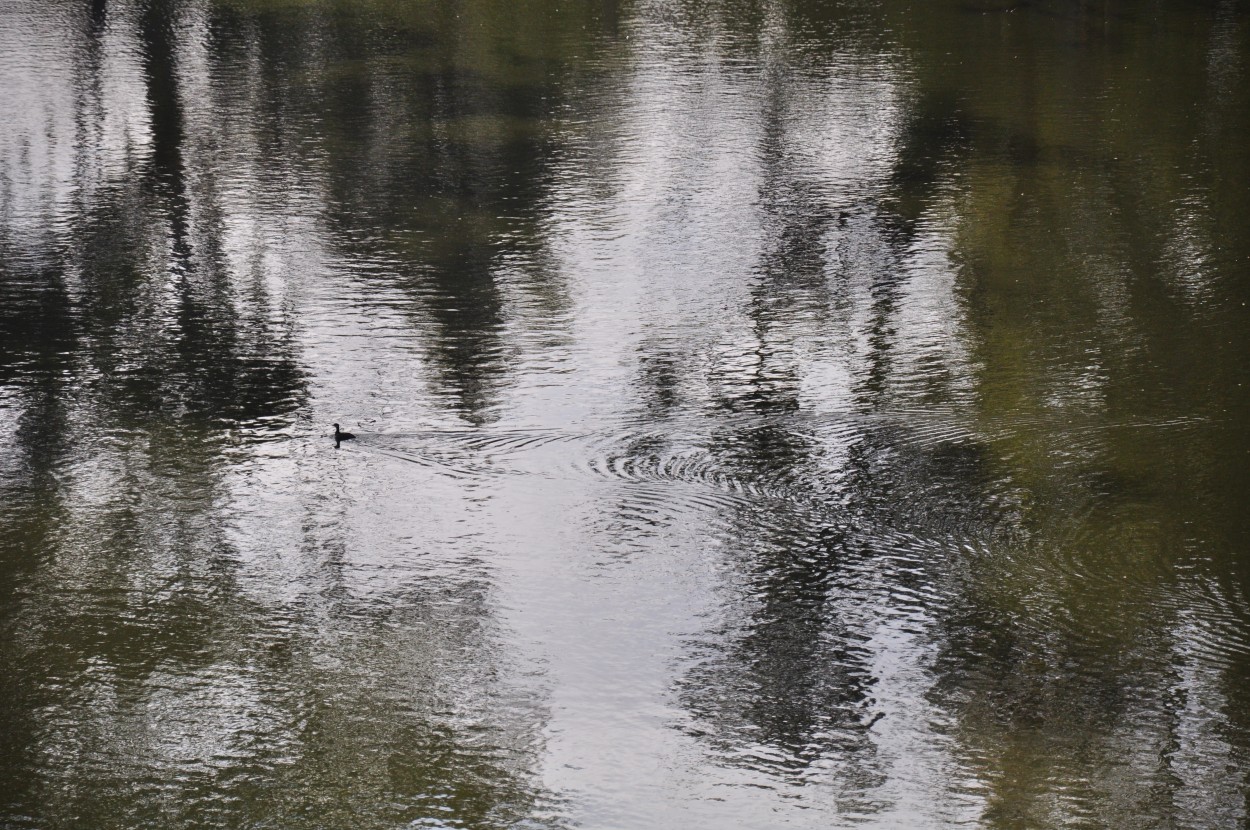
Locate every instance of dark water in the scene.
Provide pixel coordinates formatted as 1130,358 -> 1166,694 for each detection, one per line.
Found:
2,0 -> 1249,826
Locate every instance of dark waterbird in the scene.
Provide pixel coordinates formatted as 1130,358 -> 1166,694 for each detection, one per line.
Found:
333,424 -> 355,447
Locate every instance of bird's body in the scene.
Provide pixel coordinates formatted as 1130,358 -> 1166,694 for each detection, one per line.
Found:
333,423 -> 355,444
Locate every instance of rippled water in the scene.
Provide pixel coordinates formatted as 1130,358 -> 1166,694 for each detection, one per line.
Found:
2,0 -> 1249,827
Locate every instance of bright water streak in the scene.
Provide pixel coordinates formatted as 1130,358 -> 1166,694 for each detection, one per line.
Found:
1,0 -> 1249,828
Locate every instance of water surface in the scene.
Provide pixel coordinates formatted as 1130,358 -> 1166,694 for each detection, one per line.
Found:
2,0 -> 1249,827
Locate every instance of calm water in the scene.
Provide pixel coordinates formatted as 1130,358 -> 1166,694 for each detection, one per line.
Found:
2,0 -> 1249,827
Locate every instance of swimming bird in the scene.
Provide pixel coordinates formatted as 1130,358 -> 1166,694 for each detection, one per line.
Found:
333,423 -> 355,445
